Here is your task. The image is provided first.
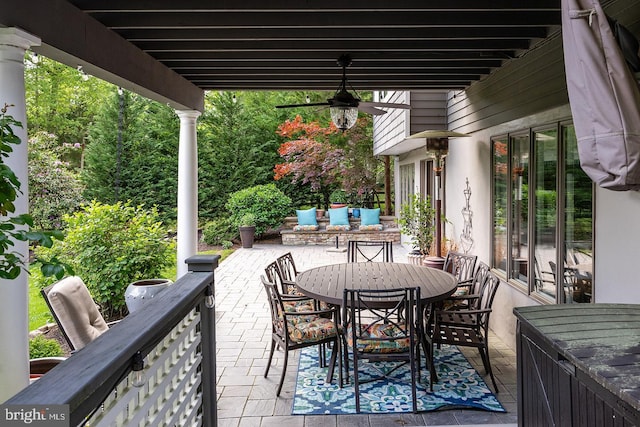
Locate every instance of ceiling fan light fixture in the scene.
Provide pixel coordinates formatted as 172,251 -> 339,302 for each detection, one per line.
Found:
330,106 -> 358,131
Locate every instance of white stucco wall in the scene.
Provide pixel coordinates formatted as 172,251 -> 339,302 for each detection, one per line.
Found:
594,189 -> 640,303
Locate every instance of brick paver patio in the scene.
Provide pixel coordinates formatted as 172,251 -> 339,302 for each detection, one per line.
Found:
214,243 -> 518,427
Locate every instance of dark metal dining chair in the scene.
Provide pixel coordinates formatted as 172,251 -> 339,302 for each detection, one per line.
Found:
347,240 -> 393,263
343,287 -> 422,413
440,261 -> 491,311
262,276 -> 342,396
443,251 -> 477,287
432,271 -> 501,392
276,252 -> 299,285
264,260 -> 297,296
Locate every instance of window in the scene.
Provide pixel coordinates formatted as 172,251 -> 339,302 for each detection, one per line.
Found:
399,164 -> 415,208
510,134 -> 530,284
491,123 -> 594,304
492,137 -> 508,272
562,125 -> 593,303
533,128 -> 557,302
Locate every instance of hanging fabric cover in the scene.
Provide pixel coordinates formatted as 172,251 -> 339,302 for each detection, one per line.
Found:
562,0 -> 640,190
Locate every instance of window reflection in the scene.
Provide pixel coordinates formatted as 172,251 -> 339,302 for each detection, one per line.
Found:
563,126 -> 593,303
492,137 -> 508,272
533,129 -> 557,302
510,135 -> 529,283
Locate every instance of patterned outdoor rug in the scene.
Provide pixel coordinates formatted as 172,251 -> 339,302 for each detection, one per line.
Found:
292,344 -> 506,414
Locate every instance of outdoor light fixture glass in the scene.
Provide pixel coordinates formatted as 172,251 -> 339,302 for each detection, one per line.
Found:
330,106 -> 358,131
131,351 -> 146,388
205,284 -> 215,309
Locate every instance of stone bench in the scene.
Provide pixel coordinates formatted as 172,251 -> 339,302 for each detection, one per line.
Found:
280,215 -> 401,246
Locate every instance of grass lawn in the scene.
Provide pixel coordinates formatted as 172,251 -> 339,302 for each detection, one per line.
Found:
29,248 -> 234,332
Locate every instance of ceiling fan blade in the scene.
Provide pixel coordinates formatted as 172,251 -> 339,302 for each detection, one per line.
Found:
276,102 -> 329,109
359,101 -> 411,109
358,105 -> 388,115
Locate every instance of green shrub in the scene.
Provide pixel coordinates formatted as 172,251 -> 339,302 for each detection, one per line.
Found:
201,217 -> 237,245
35,201 -> 175,320
226,184 -> 292,236
221,240 -> 233,250
29,335 -> 64,358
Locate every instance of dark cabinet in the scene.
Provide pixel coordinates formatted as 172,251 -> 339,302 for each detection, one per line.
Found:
514,304 -> 640,427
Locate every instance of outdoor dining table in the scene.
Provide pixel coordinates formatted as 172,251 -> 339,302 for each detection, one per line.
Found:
295,262 -> 458,308
296,262 -> 458,384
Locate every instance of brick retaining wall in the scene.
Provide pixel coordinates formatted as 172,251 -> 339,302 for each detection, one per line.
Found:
280,215 -> 401,246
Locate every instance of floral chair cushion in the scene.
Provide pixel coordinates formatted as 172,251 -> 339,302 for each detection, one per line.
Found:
441,287 -> 469,310
358,224 -> 384,231
294,224 -> 320,231
283,299 -> 315,313
287,317 -> 337,344
347,323 -> 411,353
326,224 -> 351,231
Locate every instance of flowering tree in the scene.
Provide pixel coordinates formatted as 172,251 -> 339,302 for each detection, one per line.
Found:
274,115 -> 344,207
275,114 -> 382,208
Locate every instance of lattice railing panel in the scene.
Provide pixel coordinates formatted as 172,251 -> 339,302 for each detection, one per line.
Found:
85,308 -> 203,427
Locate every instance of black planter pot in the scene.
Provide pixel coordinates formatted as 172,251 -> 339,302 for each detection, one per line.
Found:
239,226 -> 256,248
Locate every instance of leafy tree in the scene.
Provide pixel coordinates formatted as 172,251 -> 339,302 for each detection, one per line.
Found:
24,53 -> 111,164
338,115 -> 381,206
274,114 -> 381,209
0,105 -> 70,279
35,201 -> 175,320
28,131 -> 86,229
82,89 -> 179,223
198,91 -> 335,220
274,115 -> 343,208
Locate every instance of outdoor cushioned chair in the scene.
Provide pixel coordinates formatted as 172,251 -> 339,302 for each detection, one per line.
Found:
41,276 -> 112,352
343,287 -> 422,413
440,261 -> 490,311
432,271 -> 501,392
262,275 -> 342,396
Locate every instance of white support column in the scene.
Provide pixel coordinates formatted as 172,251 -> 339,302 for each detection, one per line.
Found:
0,28 -> 41,402
176,110 -> 201,278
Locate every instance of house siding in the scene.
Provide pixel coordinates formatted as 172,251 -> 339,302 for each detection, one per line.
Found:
373,91 -> 447,156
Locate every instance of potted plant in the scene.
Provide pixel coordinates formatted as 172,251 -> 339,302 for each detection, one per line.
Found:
398,194 -> 436,265
238,213 -> 257,248
329,189 -> 348,209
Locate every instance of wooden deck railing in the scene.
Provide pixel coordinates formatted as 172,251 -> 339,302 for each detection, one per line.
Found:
7,255 -> 220,427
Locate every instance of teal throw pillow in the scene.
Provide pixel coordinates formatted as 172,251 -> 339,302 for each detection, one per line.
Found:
360,208 -> 381,226
296,207 -> 317,226
328,207 -> 349,225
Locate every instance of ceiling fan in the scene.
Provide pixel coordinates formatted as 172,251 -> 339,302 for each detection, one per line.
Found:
275,54 -> 411,130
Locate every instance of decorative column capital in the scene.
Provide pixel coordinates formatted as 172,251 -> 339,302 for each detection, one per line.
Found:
175,109 -> 202,122
0,27 -> 40,50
